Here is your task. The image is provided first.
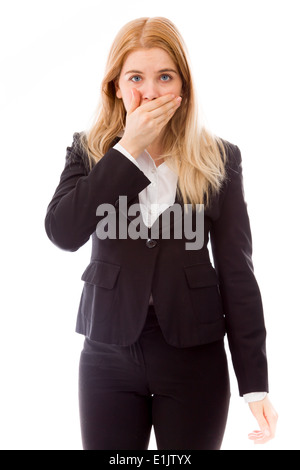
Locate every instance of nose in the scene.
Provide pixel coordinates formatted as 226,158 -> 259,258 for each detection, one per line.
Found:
141,80 -> 160,101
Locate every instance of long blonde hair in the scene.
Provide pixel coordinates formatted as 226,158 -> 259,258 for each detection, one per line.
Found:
79,17 -> 227,209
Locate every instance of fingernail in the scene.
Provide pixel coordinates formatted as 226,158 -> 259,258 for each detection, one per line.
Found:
176,97 -> 182,104
264,429 -> 271,437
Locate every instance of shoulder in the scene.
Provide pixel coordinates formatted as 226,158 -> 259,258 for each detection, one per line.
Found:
66,131 -> 121,172
215,137 -> 244,197
218,137 -> 242,172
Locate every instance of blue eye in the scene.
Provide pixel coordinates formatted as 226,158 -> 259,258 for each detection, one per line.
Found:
161,74 -> 172,82
130,76 -> 142,82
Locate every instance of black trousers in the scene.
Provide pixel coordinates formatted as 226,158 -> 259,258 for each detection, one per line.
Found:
79,306 -> 230,450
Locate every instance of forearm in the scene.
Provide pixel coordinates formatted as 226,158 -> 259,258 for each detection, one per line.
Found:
45,133 -> 150,251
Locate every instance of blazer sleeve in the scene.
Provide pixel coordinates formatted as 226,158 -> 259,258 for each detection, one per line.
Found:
44,132 -> 151,252
210,144 -> 269,396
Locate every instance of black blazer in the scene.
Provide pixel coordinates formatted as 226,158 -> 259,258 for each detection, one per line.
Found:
44,132 -> 268,396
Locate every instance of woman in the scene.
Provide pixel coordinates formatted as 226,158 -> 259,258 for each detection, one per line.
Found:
45,17 -> 278,450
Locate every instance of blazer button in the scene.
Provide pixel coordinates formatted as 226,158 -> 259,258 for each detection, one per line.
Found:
146,238 -> 157,249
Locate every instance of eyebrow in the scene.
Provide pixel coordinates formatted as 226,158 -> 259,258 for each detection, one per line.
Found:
124,69 -> 178,75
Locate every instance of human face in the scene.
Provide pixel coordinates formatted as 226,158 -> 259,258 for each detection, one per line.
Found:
115,47 -> 183,109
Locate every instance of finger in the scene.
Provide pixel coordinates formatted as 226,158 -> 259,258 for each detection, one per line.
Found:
128,88 -> 141,114
248,431 -> 271,445
248,426 -> 271,444
141,93 -> 176,112
150,99 -> 181,127
151,97 -> 182,120
248,430 -> 265,440
161,100 -> 180,120
248,431 -> 268,444
248,430 -> 263,436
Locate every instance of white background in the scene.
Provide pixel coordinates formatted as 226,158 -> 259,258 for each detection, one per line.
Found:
0,0 -> 299,450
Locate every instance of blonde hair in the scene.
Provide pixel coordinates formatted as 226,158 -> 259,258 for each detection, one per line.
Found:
79,17 -> 227,209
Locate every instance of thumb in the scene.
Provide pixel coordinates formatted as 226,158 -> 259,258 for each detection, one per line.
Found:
128,88 -> 141,114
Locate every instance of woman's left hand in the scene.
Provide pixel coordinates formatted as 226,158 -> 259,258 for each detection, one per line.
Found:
248,396 -> 278,444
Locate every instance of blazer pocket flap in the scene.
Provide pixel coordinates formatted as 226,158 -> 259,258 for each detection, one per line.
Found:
184,263 -> 219,288
81,260 -> 120,289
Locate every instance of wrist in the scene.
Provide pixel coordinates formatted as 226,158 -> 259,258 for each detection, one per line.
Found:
118,138 -> 143,160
